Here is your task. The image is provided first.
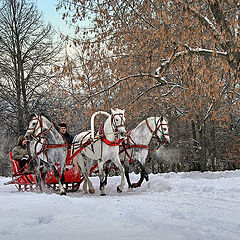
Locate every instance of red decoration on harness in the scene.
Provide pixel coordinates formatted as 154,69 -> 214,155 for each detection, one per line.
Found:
102,135 -> 123,146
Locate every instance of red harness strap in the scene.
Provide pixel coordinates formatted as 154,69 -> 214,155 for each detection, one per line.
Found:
119,131 -> 149,163
44,144 -> 68,149
102,135 -> 123,146
99,122 -> 124,146
69,138 -> 93,161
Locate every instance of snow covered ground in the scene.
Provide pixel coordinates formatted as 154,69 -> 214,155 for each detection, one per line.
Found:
1,170 -> 240,240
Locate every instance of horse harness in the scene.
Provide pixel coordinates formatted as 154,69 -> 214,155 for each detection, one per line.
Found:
27,115 -> 68,164
70,112 -> 126,161
145,117 -> 169,145
120,117 -> 169,164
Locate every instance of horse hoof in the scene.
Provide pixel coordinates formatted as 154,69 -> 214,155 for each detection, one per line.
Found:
59,191 -> 66,196
131,183 -> 139,188
100,193 -> 106,196
144,173 -> 149,181
117,186 -> 122,193
89,189 -> 95,194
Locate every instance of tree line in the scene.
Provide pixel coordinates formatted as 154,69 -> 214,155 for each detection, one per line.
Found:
0,0 -> 239,176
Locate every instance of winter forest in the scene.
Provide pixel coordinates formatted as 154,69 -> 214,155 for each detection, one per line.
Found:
0,0 -> 239,176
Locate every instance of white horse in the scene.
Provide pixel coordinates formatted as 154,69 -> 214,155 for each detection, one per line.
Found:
72,108 -> 126,196
105,116 -> 170,188
25,114 -> 68,195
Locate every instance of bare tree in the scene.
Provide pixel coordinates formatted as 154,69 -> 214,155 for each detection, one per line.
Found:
0,0 -> 61,135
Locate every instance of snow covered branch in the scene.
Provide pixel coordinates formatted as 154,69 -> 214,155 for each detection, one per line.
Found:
235,3 -> 240,38
154,44 -> 227,83
186,3 -> 221,38
183,44 -> 227,56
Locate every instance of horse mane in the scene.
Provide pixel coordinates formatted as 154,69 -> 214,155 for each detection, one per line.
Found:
28,113 -> 37,122
41,113 -> 60,131
28,113 -> 60,131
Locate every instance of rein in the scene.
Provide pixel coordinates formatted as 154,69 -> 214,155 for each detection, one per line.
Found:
27,136 -> 68,166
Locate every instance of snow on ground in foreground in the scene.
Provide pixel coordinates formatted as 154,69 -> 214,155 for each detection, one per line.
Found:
1,170 -> 240,240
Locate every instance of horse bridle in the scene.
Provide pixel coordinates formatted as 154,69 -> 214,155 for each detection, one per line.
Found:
145,117 -> 169,146
111,113 -> 125,134
26,114 -> 53,138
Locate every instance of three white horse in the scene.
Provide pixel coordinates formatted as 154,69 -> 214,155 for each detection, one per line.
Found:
72,108 -> 126,196
25,114 -> 68,195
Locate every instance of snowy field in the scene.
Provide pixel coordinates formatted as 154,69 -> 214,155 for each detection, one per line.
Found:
1,170 -> 240,240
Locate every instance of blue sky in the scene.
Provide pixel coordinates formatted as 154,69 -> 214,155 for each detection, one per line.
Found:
36,0 -> 74,35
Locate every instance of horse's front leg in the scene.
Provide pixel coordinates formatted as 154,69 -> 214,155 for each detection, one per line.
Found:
103,160 -> 111,186
77,155 -> 95,194
35,168 -> 43,192
113,156 -> 125,193
34,159 -> 43,192
98,161 -> 106,196
40,166 -> 50,192
131,160 -> 148,188
124,164 -> 132,189
51,164 -> 66,195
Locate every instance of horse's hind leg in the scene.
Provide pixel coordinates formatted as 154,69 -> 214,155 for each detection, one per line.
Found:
76,155 -> 95,194
131,160 -> 148,188
35,169 -> 43,192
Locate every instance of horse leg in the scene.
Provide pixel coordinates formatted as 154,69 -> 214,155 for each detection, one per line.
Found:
35,169 -> 43,192
59,160 -> 66,195
131,160 -> 148,188
77,155 -> 95,194
83,179 -> 88,193
124,165 -> 132,188
103,160 -> 111,186
84,173 -> 95,194
142,167 -> 149,181
60,165 -> 65,186
51,164 -> 66,195
113,156 -> 125,193
98,161 -> 106,196
34,160 -> 43,192
40,166 -> 49,192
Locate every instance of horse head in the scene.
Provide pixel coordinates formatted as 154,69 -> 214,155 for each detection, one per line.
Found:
25,114 -> 52,140
110,108 -> 126,139
160,116 -> 170,146
151,116 -> 170,149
